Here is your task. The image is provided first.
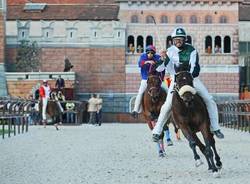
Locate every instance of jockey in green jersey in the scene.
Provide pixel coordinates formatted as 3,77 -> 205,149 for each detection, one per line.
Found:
152,27 -> 224,142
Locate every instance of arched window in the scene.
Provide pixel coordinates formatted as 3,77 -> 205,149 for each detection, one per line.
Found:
205,15 -> 212,24
175,15 -> 183,23
220,16 -> 227,23
127,35 -> 135,53
161,15 -> 168,23
214,36 -> 222,53
224,36 -> 231,53
190,15 -> 197,23
146,35 -> 153,46
131,15 -> 138,23
137,36 -> 144,53
187,35 -> 192,45
146,15 -> 154,24
205,36 -> 212,54
166,36 -> 172,49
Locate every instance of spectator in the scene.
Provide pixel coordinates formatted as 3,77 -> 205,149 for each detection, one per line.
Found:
214,45 -> 222,53
128,43 -> 135,54
206,46 -> 212,54
55,75 -> 65,90
137,45 -> 143,53
96,94 -> 103,126
87,94 -> 99,125
66,102 -> 75,123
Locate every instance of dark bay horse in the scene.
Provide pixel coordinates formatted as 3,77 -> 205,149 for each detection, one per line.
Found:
172,69 -> 222,177
142,71 -> 177,157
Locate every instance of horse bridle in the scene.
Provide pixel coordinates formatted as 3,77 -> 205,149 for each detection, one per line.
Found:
147,75 -> 162,99
173,71 -> 196,98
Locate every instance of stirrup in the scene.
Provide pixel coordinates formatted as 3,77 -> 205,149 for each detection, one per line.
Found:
152,134 -> 160,142
131,111 -> 139,119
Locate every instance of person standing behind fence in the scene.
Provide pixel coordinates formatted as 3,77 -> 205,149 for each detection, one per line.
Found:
96,94 -> 103,126
66,102 -> 75,123
87,94 -> 99,125
55,75 -> 65,90
39,80 -> 51,128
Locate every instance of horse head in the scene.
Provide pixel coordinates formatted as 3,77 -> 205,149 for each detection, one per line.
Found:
147,74 -> 162,101
175,69 -> 196,107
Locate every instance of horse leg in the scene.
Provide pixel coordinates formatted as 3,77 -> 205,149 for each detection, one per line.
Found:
180,127 -> 200,165
158,139 -> 166,157
164,126 -> 173,146
210,135 -> 222,169
200,128 -> 219,176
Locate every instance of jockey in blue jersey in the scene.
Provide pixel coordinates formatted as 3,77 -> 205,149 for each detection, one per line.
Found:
131,45 -> 167,118
152,27 -> 224,141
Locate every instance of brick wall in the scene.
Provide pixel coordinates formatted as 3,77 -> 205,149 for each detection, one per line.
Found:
40,47 -> 126,93
6,79 -> 74,98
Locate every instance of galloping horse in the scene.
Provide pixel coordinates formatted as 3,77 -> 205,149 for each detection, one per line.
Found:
172,67 -> 222,176
39,92 -> 63,130
142,67 -> 176,157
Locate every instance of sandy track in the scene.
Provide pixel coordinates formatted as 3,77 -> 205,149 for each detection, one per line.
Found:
0,124 -> 249,184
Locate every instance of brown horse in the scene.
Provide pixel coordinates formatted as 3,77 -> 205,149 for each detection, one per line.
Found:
142,72 -> 176,157
39,93 -> 63,130
172,69 -> 222,176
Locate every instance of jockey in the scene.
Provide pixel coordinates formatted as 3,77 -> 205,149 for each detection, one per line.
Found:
152,27 -> 224,141
131,45 -> 166,118
39,80 -> 51,125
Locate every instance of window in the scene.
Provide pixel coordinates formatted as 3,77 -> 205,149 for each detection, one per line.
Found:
166,36 -> 172,49
214,36 -> 222,53
161,16 -> 168,23
224,36 -> 231,53
175,15 -> 183,23
146,36 -> 153,46
131,15 -> 138,23
127,35 -> 135,53
146,16 -> 154,24
190,15 -> 197,23
205,36 -> 212,54
239,42 -> 247,54
220,16 -> 227,23
137,36 -> 144,53
66,28 -> 77,40
187,35 -> 192,45
205,15 -> 212,24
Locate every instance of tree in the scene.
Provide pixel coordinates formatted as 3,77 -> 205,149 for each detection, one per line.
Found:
15,40 -> 41,72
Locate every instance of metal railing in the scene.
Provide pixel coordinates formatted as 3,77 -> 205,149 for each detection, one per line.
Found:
218,100 -> 250,133
0,97 -> 34,139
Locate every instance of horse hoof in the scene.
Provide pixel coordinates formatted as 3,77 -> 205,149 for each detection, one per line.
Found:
195,159 -> 203,167
213,171 -> 221,178
159,153 -> 165,158
216,163 -> 222,170
167,140 -> 173,146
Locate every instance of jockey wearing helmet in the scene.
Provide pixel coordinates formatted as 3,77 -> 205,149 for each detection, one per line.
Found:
39,80 -> 51,126
152,27 -> 224,141
131,45 -> 167,118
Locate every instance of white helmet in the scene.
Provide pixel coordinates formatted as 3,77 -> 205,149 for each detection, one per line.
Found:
171,27 -> 187,39
43,79 -> 48,83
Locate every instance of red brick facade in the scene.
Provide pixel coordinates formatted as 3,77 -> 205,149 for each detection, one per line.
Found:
6,47 -> 126,94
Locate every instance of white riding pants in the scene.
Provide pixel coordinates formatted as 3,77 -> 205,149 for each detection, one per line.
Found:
133,79 -> 168,113
133,80 -> 147,113
152,77 -> 220,135
42,97 -> 49,120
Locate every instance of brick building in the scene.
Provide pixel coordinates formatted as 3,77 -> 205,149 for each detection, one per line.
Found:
2,0 -> 248,121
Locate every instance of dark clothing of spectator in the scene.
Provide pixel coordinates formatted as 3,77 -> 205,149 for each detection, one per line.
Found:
55,77 -> 65,90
